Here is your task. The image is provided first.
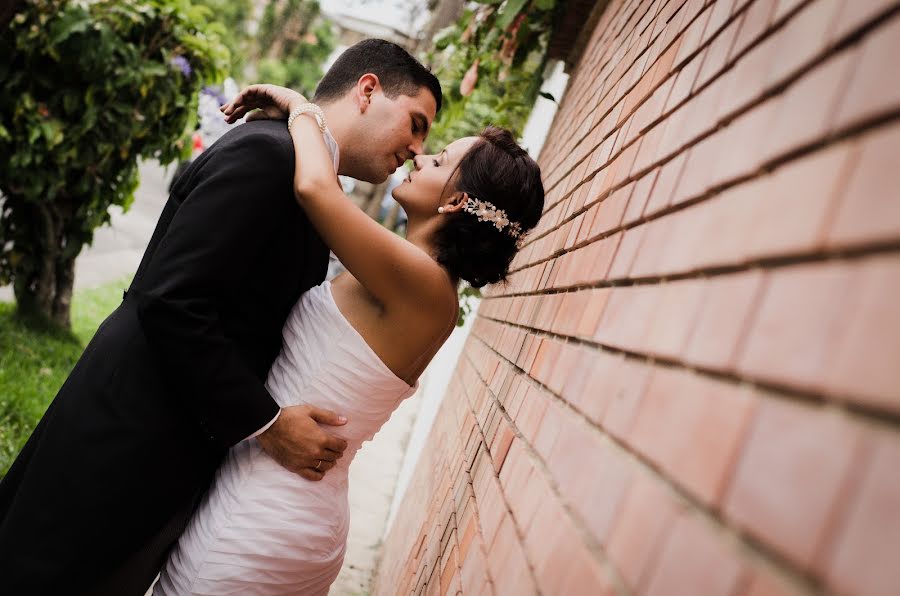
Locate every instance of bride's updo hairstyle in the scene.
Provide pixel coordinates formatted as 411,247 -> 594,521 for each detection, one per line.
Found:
433,126 -> 545,288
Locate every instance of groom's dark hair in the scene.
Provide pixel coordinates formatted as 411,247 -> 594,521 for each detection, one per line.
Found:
313,39 -> 442,112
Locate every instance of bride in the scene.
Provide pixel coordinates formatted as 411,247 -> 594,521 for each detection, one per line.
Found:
153,84 -> 545,595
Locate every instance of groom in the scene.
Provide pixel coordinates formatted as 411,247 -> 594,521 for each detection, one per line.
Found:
0,39 -> 441,594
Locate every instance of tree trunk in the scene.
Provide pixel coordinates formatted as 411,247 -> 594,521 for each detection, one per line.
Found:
12,201 -> 76,330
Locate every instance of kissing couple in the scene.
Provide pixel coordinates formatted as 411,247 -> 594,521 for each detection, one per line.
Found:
0,38 -> 545,595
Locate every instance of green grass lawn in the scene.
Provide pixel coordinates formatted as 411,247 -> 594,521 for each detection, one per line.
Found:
0,277 -> 131,477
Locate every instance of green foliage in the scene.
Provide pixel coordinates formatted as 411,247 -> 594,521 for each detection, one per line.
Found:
457,284 -> 482,327
254,0 -> 335,97
0,276 -> 131,478
191,0 -> 255,76
0,0 -> 228,310
424,0 -> 560,152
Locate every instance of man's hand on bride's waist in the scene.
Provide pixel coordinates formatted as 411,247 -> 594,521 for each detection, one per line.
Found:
256,404 -> 348,482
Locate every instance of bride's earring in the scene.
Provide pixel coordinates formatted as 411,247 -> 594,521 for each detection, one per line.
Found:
437,206 -> 445,214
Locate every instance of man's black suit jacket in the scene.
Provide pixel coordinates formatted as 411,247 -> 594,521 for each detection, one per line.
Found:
0,120 -> 330,594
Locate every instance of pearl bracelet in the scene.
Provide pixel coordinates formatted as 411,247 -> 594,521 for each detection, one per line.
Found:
287,103 -> 327,133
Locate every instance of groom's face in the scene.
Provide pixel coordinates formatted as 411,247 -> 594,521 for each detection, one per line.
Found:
346,85 -> 437,183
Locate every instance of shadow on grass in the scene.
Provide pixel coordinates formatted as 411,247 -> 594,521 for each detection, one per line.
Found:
0,277 -> 132,477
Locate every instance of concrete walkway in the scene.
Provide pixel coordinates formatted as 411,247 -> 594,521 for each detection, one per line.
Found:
3,160 -> 422,594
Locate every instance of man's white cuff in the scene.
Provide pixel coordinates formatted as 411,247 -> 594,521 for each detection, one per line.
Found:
246,408 -> 281,441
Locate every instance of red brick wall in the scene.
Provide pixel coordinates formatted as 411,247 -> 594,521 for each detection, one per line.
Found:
373,0 -> 900,594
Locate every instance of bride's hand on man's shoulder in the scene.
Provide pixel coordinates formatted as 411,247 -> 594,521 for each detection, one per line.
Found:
220,84 -> 308,125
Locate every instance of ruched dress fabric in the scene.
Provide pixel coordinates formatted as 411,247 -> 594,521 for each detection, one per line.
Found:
154,281 -> 417,595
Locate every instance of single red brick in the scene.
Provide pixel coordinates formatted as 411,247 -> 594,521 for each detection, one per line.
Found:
642,278 -> 705,359
632,115 -> 672,174
827,122 -> 900,248
834,14 -> 900,128
498,437 -> 529,491
601,356 -> 653,441
716,29 -> 779,118
743,565 -> 806,596
606,226 -> 646,279
730,0 -> 777,58
575,287 -> 612,339
823,253 -> 900,412
709,98 -> 777,187
592,183 -> 633,236
550,291 -> 587,335
527,498 -> 593,596
830,0 -> 896,40
736,261 -> 859,392
607,473 -> 683,591
766,0 -> 843,86
562,347 -> 618,424
642,151 -> 687,215
514,386 -> 549,450
459,538 -> 493,595
684,181 -> 759,270
671,135 -> 721,206
643,513 -> 748,596
532,397 -> 566,462
622,168 -> 659,223
629,217 -> 675,278
744,141 -> 854,259
629,368 -> 756,505
724,397 -> 863,569
675,3 -> 714,67
557,535 -> 615,595
694,11 -> 743,90
586,234 -> 624,285
826,431 -> 900,596
575,203 -> 602,245
652,201 -> 715,275
491,422 -> 515,473
487,520 -> 536,595
679,78 -> 727,144
684,269 -> 766,371
596,283 -> 662,352
439,544 -> 459,596
766,49 -> 856,158
561,437 -> 633,546
667,46 -> 708,112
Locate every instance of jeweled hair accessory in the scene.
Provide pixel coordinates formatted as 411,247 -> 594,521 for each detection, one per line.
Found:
462,197 -> 525,245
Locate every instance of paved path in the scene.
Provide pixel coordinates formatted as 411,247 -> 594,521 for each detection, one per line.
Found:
3,160 -> 421,594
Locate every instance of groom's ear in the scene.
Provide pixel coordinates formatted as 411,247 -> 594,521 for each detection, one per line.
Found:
355,73 -> 379,113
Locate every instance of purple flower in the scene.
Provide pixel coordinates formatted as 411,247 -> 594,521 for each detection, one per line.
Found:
201,85 -> 227,105
171,55 -> 192,77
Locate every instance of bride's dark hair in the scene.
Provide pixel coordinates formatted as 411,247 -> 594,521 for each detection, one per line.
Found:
432,126 -> 544,288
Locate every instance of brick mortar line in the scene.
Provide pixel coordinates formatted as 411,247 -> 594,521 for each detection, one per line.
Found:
542,0 -> 759,197
560,0 -> 701,150
497,239 -> 900,294
532,2 -> 900,243
453,363 -> 550,596
465,331 -> 833,594
510,107 -> 900,275
540,0 -> 899,199
457,349 -> 631,595
474,312 -> 900,431
541,0 -> 704,197
550,0 -> 698,162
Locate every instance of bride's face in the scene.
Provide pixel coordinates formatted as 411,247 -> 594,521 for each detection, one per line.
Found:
393,136 -> 479,217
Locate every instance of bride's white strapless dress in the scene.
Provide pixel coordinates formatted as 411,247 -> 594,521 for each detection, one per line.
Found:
153,281 -> 418,595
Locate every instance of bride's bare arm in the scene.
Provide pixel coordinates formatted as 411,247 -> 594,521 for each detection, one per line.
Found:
223,85 -> 450,310
288,114 -> 450,309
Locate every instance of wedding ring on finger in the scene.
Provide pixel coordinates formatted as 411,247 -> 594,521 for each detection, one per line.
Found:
316,460 -> 323,471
